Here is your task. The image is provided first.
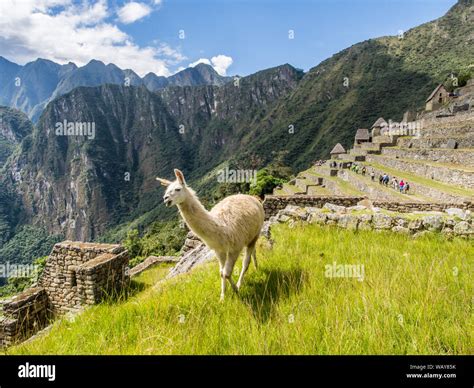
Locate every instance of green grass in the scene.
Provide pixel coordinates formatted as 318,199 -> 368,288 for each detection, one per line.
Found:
7,224 -> 473,355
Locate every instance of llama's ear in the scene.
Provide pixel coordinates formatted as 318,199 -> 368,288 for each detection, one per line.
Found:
174,169 -> 186,185
156,177 -> 171,187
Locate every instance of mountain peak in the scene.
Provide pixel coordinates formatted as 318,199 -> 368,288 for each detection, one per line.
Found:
86,59 -> 105,67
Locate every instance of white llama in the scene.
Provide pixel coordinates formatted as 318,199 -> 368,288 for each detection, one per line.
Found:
157,169 -> 265,301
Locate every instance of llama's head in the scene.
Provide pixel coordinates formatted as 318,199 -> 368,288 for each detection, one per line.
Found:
156,169 -> 188,207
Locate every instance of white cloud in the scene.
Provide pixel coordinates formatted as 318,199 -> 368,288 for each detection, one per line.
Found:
189,58 -> 211,67
189,55 -> 233,76
154,42 -> 187,64
210,55 -> 233,76
0,0 -> 178,76
117,2 -> 151,24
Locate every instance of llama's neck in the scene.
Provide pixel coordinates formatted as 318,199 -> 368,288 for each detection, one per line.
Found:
177,191 -> 222,245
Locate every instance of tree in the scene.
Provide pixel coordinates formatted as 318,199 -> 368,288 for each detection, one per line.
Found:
249,169 -> 286,198
123,229 -> 143,258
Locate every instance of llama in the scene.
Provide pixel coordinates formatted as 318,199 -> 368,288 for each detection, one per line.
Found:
157,169 -> 265,301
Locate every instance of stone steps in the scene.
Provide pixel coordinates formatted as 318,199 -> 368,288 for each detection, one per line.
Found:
275,183 -> 304,196
304,171 -> 365,197
301,171 -> 324,185
365,154 -> 474,189
311,166 -> 338,177
277,174 -> 331,196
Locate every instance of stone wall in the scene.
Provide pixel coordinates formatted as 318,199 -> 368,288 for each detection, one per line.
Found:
38,241 -> 128,313
263,195 -> 365,219
373,201 -> 474,212
366,154 -> 474,189
75,250 -> 130,305
0,287 -> 51,348
0,241 -> 130,348
263,195 -> 474,218
418,112 -> 474,136
381,148 -> 474,167
271,204 -> 473,238
397,136 -> 474,149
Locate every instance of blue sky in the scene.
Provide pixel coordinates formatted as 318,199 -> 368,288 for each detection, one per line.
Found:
128,0 -> 457,75
0,0 -> 458,77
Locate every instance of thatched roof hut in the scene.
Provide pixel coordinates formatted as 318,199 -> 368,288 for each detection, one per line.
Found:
355,128 -> 370,142
371,117 -> 387,128
330,143 -> 346,155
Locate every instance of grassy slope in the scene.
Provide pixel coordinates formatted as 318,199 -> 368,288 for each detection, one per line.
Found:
9,224 -> 473,355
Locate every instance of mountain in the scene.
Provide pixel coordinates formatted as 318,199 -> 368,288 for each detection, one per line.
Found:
0,59 -> 76,121
231,0 -> 474,171
0,57 -> 232,122
143,63 -> 232,92
1,64 -> 302,244
1,0 -> 473,263
0,57 -> 21,102
0,106 -> 33,166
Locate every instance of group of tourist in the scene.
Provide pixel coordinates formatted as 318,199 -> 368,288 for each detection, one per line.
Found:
346,162 -> 411,194
314,160 -> 327,167
379,173 -> 411,194
349,163 -> 367,176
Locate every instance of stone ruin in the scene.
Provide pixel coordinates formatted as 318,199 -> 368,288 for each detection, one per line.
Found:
0,242 -> 129,348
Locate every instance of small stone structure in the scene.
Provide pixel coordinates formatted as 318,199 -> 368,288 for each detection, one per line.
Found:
370,117 -> 387,138
354,128 -> 370,145
0,288 -> 50,348
330,143 -> 346,158
0,241 -> 129,347
426,84 -> 449,111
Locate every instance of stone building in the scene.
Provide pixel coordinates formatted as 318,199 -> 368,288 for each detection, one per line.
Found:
354,128 -> 370,145
0,241 -> 129,347
330,143 -> 346,158
425,84 -> 449,111
371,117 -> 387,138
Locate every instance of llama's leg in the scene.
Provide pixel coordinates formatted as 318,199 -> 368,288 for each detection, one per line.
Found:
236,246 -> 252,290
252,245 -> 258,269
249,235 -> 259,269
216,252 -> 227,302
223,252 -> 239,294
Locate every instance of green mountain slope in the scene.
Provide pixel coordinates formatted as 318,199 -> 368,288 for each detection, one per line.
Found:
236,0 -> 474,171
